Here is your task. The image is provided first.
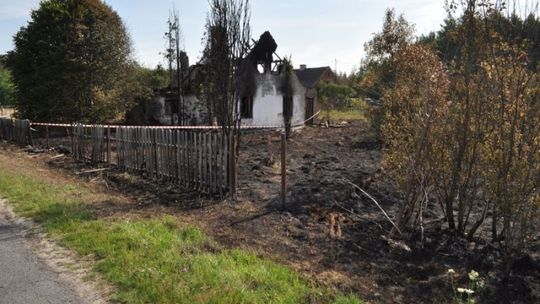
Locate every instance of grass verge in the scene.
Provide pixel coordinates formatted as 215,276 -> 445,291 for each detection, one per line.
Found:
0,170 -> 361,303
327,110 -> 367,122
325,98 -> 369,123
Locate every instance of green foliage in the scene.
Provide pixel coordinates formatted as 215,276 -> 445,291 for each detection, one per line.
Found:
318,83 -> 356,109
145,65 -> 170,90
420,11 -> 540,69
327,98 -> 368,122
318,83 -> 356,124
0,170 -> 362,303
131,65 -> 170,100
418,18 -> 460,62
0,61 -> 16,105
364,8 -> 415,62
6,0 -> 134,123
123,65 -> 171,124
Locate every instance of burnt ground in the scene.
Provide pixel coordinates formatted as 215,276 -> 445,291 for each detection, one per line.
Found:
5,121 -> 540,303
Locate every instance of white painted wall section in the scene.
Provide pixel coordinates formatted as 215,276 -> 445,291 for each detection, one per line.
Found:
242,72 -> 306,126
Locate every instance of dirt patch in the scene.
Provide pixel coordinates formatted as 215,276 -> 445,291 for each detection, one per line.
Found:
1,122 -> 539,303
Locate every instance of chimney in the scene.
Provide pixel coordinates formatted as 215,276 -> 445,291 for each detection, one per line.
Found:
300,64 -> 307,70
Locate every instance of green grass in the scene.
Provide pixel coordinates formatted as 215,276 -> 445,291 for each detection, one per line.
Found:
325,98 -> 369,122
327,110 -> 367,122
0,171 -> 362,304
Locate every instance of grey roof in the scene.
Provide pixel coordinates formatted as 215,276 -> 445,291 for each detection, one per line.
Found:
294,66 -> 332,88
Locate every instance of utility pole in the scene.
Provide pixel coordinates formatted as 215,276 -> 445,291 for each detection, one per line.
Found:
173,12 -> 183,126
334,58 -> 338,82
165,14 -> 175,125
165,9 -> 184,126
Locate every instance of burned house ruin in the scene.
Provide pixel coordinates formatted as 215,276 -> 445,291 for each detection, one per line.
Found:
133,31 -> 332,127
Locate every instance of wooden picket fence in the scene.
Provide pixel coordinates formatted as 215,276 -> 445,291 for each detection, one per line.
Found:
0,119 -> 238,195
72,124 -> 107,164
71,124 -> 235,195
0,118 -> 32,146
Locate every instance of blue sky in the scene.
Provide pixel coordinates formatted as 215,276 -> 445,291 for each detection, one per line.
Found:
0,0 -> 447,73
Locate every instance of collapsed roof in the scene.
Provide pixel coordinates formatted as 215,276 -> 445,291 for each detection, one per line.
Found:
248,31 -> 278,70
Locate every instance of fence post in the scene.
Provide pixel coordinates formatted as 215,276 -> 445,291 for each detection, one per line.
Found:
10,118 -> 14,142
27,120 -> 33,147
153,129 -> 159,178
106,127 -> 111,165
69,125 -> 74,158
281,133 -> 287,208
45,125 -> 49,148
229,132 -> 237,199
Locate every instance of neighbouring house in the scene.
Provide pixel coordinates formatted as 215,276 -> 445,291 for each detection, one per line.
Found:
294,65 -> 336,125
132,32 -> 311,127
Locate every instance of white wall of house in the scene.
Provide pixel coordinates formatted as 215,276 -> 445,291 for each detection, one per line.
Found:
150,71 -> 306,127
242,72 -> 306,127
184,95 -> 203,124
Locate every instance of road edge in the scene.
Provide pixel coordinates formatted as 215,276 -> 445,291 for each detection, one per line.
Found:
0,198 -> 111,304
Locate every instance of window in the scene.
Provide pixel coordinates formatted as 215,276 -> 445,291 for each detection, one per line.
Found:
241,96 -> 254,119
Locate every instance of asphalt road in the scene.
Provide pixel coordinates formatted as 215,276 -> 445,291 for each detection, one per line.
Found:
0,211 -> 82,304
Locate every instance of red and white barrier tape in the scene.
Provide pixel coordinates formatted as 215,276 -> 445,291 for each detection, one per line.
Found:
30,111 -> 320,130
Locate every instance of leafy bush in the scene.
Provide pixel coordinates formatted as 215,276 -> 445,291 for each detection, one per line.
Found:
0,62 -> 16,106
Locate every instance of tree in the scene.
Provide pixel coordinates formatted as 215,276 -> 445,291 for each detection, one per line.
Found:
419,18 -> 460,62
201,0 -> 251,135
364,8 -> 415,62
163,8 -> 185,125
0,59 -> 16,106
7,0 -> 134,123
359,8 -> 414,97
420,9 -> 540,70
357,9 -> 415,137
